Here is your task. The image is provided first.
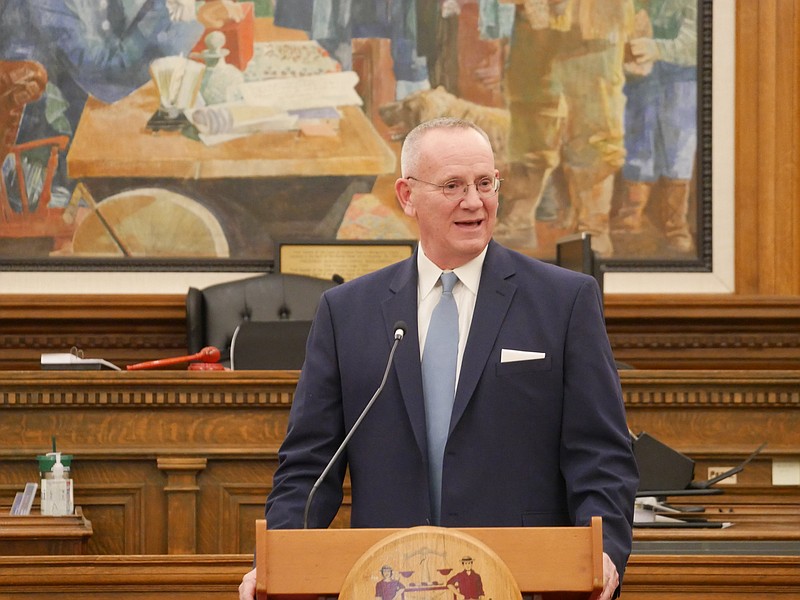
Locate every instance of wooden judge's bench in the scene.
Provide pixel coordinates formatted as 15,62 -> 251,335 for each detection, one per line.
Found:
0,369 -> 798,598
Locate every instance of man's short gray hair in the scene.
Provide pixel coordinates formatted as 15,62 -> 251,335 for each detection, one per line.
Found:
400,117 -> 492,178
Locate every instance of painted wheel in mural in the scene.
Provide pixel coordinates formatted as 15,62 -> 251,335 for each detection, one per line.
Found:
71,188 -> 229,257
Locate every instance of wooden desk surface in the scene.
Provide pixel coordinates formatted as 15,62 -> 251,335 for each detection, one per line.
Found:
634,520 -> 800,542
67,91 -> 396,179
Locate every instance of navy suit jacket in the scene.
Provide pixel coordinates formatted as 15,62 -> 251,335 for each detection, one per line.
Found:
266,241 -> 639,577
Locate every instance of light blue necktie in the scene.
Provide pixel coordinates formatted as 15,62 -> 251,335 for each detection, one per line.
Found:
422,271 -> 459,525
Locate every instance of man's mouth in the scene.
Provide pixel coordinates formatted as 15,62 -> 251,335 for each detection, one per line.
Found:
455,219 -> 483,228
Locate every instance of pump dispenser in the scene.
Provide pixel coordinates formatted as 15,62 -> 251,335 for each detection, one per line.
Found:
51,454 -> 64,479
41,451 -> 73,516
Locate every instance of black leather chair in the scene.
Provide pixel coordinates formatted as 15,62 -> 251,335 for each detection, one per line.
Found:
186,273 -> 338,366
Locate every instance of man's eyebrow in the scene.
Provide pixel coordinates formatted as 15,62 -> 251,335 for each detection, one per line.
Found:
442,174 -> 493,181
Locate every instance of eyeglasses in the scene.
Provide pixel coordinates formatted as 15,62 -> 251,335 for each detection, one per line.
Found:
406,176 -> 502,201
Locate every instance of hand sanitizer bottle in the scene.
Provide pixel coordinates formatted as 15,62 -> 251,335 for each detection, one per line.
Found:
41,452 -> 73,516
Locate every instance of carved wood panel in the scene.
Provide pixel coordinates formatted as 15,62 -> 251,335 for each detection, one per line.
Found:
0,370 -> 797,557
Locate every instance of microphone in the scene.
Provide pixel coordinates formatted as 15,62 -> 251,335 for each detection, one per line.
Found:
126,346 -> 221,370
303,320 -> 407,528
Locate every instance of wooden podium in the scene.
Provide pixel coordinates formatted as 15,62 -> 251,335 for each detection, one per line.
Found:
256,517 -> 604,599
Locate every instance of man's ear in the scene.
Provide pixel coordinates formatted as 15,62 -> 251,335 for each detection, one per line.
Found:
395,178 -> 416,217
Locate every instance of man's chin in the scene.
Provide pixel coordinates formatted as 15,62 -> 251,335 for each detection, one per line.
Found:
451,235 -> 491,259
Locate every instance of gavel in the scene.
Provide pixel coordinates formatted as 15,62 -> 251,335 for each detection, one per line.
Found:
126,346 -> 223,371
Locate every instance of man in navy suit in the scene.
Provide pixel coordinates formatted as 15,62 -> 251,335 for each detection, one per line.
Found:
240,117 -> 638,600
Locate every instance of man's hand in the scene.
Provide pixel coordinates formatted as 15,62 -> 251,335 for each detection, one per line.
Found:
628,37 -> 660,64
239,567 -> 257,600
623,36 -> 658,76
598,552 -> 620,600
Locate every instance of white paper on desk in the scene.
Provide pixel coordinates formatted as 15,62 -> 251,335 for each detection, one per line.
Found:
187,105 -> 300,145
187,104 -> 298,136
636,496 -> 682,513
634,507 -> 686,524
195,119 -> 300,145
41,353 -> 121,371
239,71 -> 362,111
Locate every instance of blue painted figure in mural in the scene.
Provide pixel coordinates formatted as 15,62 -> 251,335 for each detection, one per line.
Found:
0,0 -> 240,211
274,0 -> 430,99
614,0 -> 697,253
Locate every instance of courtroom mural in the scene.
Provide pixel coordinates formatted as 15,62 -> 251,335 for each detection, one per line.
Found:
0,0 -> 709,271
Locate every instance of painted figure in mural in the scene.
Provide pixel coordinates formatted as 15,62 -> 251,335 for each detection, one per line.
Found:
273,0 -> 431,99
613,0 -> 697,254
417,0 -> 462,95
496,0 -> 634,258
374,565 -> 405,600
0,0 -> 241,210
447,556 -> 485,600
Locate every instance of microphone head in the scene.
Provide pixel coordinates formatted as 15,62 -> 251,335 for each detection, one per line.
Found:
393,321 -> 407,340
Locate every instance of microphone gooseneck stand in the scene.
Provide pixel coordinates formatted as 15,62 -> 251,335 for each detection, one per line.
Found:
303,322 -> 406,529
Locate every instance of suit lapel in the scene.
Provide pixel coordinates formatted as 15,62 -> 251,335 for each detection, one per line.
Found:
379,244 -> 518,452
381,254 -> 428,456
450,242 -> 517,433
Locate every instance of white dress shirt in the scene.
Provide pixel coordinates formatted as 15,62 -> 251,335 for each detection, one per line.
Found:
416,245 -> 487,386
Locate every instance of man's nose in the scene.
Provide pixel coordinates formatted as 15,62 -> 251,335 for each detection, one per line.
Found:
460,184 -> 483,207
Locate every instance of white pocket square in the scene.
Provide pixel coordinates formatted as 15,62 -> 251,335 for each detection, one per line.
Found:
501,349 -> 546,363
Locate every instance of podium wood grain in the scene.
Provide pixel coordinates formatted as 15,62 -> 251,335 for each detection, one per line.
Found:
256,518 -> 604,598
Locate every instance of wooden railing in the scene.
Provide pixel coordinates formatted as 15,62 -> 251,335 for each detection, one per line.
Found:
2,294 -> 800,370
0,370 -> 798,556
0,551 -> 797,599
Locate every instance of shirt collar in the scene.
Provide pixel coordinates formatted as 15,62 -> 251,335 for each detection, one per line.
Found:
417,245 -> 487,299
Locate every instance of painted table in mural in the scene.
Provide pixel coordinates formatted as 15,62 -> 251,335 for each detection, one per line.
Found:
66,82 -> 396,260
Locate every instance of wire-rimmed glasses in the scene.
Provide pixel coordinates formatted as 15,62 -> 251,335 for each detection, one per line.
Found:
406,176 -> 502,201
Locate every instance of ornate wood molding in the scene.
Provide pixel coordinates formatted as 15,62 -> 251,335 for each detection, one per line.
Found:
2,369 -> 799,409
605,295 -> 800,369
620,370 -> 800,407
0,371 -> 298,408
3,293 -> 800,370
